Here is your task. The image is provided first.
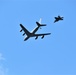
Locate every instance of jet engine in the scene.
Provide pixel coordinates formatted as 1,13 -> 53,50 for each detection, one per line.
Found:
23,33 -> 25,36
35,36 -> 38,40
41,35 -> 44,39
20,29 -> 22,32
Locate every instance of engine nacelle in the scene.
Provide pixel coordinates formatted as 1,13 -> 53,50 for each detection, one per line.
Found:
35,36 -> 38,40
20,29 -> 22,32
41,35 -> 44,39
23,33 -> 25,36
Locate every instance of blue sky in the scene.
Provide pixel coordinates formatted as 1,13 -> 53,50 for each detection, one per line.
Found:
0,0 -> 76,75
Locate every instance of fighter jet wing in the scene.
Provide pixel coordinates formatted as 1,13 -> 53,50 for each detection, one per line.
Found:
54,20 -> 58,23
54,17 -> 58,19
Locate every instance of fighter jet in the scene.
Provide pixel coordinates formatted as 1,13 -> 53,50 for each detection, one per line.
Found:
54,15 -> 64,23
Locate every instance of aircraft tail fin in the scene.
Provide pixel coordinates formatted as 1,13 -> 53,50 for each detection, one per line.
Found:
36,18 -> 46,27
39,18 -> 42,24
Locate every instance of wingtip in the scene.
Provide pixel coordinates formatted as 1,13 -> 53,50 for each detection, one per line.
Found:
50,33 -> 51,35
20,24 -> 22,26
20,24 -> 21,25
54,21 -> 55,23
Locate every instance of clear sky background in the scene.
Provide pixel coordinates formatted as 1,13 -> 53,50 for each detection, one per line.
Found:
0,0 -> 76,75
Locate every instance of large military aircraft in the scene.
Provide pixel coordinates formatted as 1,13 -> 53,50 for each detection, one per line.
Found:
20,21 -> 51,41
54,15 -> 63,23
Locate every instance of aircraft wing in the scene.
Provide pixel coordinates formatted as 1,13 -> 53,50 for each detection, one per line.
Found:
34,33 -> 51,37
33,33 -> 51,39
20,24 -> 30,36
54,20 -> 58,23
55,17 -> 57,19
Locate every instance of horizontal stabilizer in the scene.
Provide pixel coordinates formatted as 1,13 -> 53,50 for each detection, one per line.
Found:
36,22 -> 46,27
